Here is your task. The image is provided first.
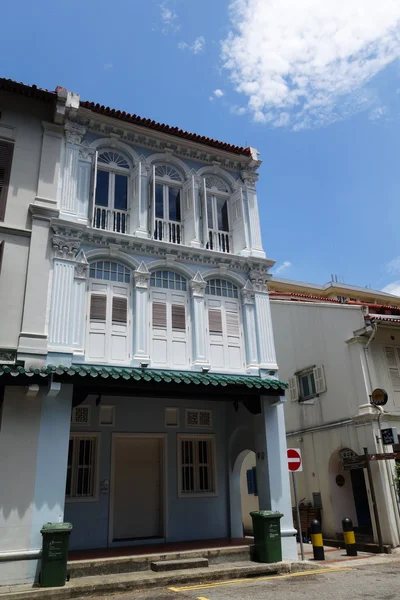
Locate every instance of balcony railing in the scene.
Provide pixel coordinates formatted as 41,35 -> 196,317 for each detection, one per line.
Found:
206,230 -> 232,253
154,219 -> 183,245
93,207 -> 128,234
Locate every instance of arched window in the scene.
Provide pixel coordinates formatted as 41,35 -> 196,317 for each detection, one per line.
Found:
205,278 -> 243,371
86,261 -> 130,364
93,150 -> 131,234
152,163 -> 184,245
150,270 -> 189,368
204,176 -> 232,254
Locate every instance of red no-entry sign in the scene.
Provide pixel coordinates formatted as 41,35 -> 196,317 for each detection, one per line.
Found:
287,448 -> 302,472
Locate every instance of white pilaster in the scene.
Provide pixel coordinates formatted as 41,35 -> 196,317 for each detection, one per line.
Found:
47,234 -> 86,352
254,396 -> 297,560
191,176 -> 202,247
241,281 -> 259,373
251,270 -> 278,370
241,170 -> 266,259
36,122 -> 64,208
133,262 -> 151,362
135,160 -> 150,238
190,272 -> 210,369
61,122 -> 88,218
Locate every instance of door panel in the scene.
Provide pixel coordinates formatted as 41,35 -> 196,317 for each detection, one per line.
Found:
113,437 -> 162,540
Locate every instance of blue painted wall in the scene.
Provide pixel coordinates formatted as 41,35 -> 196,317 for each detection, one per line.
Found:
65,395 -> 230,550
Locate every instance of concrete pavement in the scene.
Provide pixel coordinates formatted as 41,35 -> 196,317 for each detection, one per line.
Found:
72,558 -> 400,600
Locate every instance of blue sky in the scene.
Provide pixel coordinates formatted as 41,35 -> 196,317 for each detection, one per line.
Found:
2,0 -> 400,293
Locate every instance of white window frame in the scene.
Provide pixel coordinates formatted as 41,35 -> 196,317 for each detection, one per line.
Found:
65,432 -> 100,503
177,434 -> 217,498
206,191 -> 232,253
288,365 -> 326,402
93,150 -> 131,233
153,165 -> 184,244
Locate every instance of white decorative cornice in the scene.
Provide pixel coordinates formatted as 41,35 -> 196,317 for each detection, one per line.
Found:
133,261 -> 151,289
50,219 -> 275,274
65,120 -> 86,145
77,109 -> 253,172
190,272 -> 207,297
241,280 -> 255,304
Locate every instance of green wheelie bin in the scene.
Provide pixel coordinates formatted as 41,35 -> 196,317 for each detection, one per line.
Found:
250,510 -> 283,563
40,522 -> 73,587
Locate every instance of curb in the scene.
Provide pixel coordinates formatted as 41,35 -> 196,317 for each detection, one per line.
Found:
0,560 -> 328,599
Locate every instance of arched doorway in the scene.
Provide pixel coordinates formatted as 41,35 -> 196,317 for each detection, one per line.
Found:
328,448 -> 372,534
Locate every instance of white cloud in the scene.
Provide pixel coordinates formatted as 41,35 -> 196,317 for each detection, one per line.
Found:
387,257 -> 400,274
214,89 -> 224,98
160,2 -> 180,34
275,261 -> 292,275
221,0 -> 400,129
231,105 -> 247,115
103,62 -> 113,70
369,105 -> 389,122
382,282 -> 400,296
178,36 -> 205,54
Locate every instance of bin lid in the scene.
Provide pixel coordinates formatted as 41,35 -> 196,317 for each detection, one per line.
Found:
40,522 -> 73,534
250,510 -> 283,519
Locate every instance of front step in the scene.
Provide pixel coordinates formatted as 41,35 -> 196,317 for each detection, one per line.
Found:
151,557 -> 208,572
68,545 -> 252,578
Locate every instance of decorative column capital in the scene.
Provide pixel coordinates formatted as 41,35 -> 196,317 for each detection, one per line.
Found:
190,272 -> 207,298
65,120 -> 86,145
78,141 -> 95,162
52,228 -> 82,260
249,269 -> 271,293
241,169 -> 259,189
74,250 -> 89,279
241,280 -> 255,304
133,261 -> 151,289
140,161 -> 152,177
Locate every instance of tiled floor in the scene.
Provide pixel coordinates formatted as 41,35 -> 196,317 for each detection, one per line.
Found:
69,538 -> 253,561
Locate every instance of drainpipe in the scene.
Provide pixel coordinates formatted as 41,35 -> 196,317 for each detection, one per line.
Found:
364,323 -> 400,546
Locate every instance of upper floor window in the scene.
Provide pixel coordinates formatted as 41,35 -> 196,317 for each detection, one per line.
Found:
0,140 -> 14,222
288,366 -> 327,403
86,261 -> 130,365
150,270 -> 189,369
205,279 -> 243,371
152,165 -> 183,245
93,151 -> 131,234
204,176 -> 232,254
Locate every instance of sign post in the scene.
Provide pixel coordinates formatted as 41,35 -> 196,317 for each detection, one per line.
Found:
288,448 -> 304,561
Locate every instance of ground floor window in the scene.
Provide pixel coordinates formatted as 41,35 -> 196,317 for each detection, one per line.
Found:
66,434 -> 99,500
178,434 -> 216,497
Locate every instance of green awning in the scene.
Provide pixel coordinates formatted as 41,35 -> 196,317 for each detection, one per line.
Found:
0,364 -> 287,392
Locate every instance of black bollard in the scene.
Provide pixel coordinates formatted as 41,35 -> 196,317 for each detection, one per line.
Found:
342,518 -> 357,557
310,519 -> 325,560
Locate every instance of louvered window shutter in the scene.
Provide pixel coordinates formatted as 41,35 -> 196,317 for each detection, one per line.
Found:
153,302 -> 167,327
226,310 -> 240,337
90,294 -> 107,320
313,365 -> 327,394
172,304 -> 186,330
112,297 -> 127,323
0,141 -> 14,221
288,376 -> 300,402
385,347 -> 400,391
208,309 -> 223,333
